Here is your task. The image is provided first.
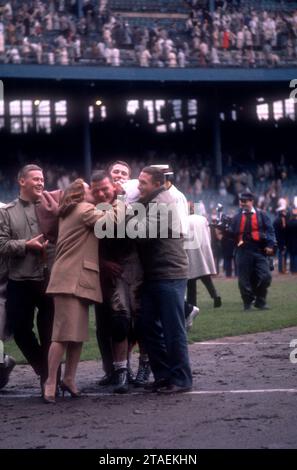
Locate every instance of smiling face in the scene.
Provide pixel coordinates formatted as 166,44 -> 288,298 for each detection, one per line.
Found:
138,171 -> 161,199
110,163 -> 130,183
91,177 -> 116,205
19,170 -> 44,202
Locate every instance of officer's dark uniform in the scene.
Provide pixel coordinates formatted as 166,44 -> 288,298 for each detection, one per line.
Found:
229,196 -> 276,310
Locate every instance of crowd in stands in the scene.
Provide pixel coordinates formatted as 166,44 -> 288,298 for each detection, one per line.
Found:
1,0 -> 297,67
1,154 -> 296,216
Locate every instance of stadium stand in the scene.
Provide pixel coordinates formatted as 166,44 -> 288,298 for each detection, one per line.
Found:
1,0 -> 297,67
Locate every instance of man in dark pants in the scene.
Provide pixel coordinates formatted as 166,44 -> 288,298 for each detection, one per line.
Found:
136,167 -> 192,393
273,201 -> 289,273
0,164 -> 59,390
228,192 -> 276,311
91,170 -> 145,393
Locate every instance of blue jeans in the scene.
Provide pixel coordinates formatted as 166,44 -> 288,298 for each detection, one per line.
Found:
141,279 -> 192,388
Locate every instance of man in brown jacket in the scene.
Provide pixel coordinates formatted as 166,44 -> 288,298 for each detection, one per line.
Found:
91,169 -> 144,393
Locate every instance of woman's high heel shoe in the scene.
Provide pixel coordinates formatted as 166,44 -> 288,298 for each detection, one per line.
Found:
60,381 -> 81,398
42,384 -> 56,404
43,394 -> 56,404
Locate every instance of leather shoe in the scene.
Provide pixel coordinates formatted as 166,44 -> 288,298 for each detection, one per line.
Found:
157,384 -> 192,394
42,383 -> 56,403
98,373 -> 115,386
60,381 -> 81,398
243,303 -> 253,311
214,296 -> 222,308
113,368 -> 129,394
43,395 -> 56,404
144,377 -> 170,392
254,303 -> 270,310
0,355 -> 16,390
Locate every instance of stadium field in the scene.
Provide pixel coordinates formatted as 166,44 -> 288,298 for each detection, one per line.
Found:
5,273 -> 297,363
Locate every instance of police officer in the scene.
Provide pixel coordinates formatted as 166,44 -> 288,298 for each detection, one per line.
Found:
229,192 -> 276,311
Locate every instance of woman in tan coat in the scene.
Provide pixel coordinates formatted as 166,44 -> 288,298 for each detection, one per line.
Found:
43,178 -> 119,403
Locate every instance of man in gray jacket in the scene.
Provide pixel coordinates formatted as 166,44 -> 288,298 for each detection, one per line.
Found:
0,203 -> 16,390
136,166 -> 192,393
0,165 -> 57,390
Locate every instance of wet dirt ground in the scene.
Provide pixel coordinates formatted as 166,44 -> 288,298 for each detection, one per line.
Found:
1,327 -> 297,450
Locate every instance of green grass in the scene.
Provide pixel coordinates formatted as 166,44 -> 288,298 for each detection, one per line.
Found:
188,274 -> 297,342
5,274 -> 297,364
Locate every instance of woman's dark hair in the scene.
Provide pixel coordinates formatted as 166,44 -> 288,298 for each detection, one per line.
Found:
59,178 -> 85,218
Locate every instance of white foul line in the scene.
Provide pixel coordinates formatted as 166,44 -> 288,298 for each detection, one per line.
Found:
1,388 -> 297,399
193,342 -> 290,346
188,388 -> 297,395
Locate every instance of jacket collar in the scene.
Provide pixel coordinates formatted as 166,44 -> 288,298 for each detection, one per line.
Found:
18,196 -> 38,206
241,207 -> 256,215
138,185 -> 166,205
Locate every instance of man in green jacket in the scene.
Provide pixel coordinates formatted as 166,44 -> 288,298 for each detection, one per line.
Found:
0,164 -> 60,390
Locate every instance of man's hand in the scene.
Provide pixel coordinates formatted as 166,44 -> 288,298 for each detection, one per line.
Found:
113,181 -> 125,196
25,234 -> 48,252
264,247 -> 274,256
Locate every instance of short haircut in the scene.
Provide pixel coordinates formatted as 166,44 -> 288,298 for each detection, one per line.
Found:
108,160 -> 131,177
91,170 -> 113,184
18,164 -> 43,180
141,166 -> 165,186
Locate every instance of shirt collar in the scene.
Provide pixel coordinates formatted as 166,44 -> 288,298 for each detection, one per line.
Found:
19,197 -> 38,206
242,207 -> 256,214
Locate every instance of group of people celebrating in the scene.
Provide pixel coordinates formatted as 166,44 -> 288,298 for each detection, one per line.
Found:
0,160 -> 277,402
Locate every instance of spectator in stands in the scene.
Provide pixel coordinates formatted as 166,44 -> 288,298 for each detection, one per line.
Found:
1,0 -> 296,68
177,48 -> 186,67
139,47 -> 151,67
0,22 -> 5,55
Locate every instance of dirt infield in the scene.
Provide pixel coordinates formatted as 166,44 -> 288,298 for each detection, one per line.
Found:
1,327 -> 297,449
